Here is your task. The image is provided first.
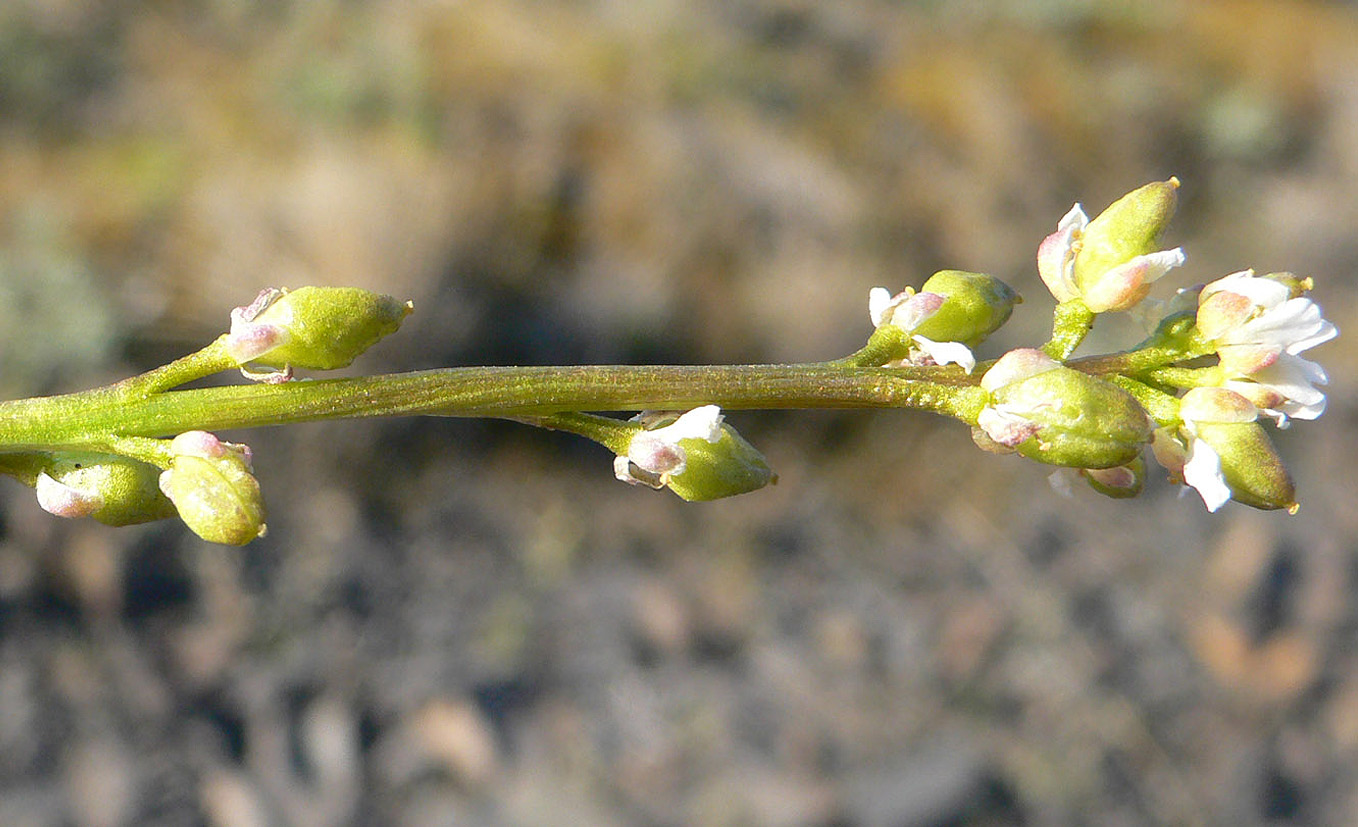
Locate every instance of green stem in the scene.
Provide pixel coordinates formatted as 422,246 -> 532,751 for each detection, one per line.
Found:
1106,375 -> 1182,426
1141,365 -> 1224,390
109,338 -> 240,396
508,411 -> 637,454
0,364 -> 990,451
1043,300 -> 1096,360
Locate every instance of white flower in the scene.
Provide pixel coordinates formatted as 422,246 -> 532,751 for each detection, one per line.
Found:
614,405 -> 724,488
867,287 -> 976,373
1197,270 -> 1337,426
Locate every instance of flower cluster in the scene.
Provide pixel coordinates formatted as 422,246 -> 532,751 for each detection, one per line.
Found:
1013,182 -> 1338,513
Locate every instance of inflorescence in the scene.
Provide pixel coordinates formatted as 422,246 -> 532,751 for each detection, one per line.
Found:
0,180 -> 1338,543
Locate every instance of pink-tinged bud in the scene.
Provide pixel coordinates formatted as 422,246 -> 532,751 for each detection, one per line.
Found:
978,350 -> 1152,468
159,432 -> 266,545
910,270 -> 1021,347
35,453 -> 177,526
225,287 -> 412,371
615,407 -> 775,501
1178,387 -> 1258,424
1081,457 -> 1145,499
1074,179 -> 1179,286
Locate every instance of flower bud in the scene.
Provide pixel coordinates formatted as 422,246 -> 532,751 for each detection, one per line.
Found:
614,407 -> 775,501
35,453 -> 177,526
662,423 -> 776,502
1072,179 -> 1184,312
226,287 -> 413,371
910,270 -> 1021,347
977,349 -> 1152,468
1080,457 -> 1145,500
158,431 -> 267,545
1190,421 -> 1295,511
1173,387 -> 1296,512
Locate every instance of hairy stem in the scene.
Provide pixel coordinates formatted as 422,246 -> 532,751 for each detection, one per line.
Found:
0,364 -> 990,451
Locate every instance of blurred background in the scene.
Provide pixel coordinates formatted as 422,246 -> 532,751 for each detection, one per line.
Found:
2,1 -> 1358,825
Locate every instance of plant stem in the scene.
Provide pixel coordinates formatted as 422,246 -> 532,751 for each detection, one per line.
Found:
0,364 -> 990,451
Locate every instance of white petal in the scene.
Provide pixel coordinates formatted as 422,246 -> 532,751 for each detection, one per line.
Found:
1228,297 -> 1328,349
868,287 -> 893,327
1131,247 -> 1187,285
657,405 -> 724,443
912,335 -> 975,374
1183,439 -> 1232,512
1057,203 -> 1088,232
36,472 -> 102,518
1251,354 -> 1328,403
614,455 -> 664,488
977,405 -> 1040,447
1285,317 -> 1338,354
1201,270 -> 1287,307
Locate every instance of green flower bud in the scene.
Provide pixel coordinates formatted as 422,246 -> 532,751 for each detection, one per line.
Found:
1174,388 -> 1297,513
910,270 -> 1021,347
1190,421 -> 1296,512
35,452 -> 178,526
977,349 -> 1152,468
1075,179 -> 1179,289
158,432 -> 267,545
664,423 -> 776,502
226,287 -> 413,371
615,406 -> 775,501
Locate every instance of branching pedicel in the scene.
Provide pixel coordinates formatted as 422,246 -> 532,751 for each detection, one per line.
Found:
0,181 -> 1338,544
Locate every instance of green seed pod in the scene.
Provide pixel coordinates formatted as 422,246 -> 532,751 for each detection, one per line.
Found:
663,423 -> 776,502
988,362 -> 1153,469
1191,421 -> 1296,512
910,270 -> 1022,347
1074,179 -> 1179,292
36,452 -> 177,526
158,432 -> 266,545
227,286 -> 412,371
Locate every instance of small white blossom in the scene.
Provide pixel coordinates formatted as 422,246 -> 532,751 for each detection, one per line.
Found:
614,405 -> 724,488
1036,202 -> 1185,311
1197,270 -> 1337,426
